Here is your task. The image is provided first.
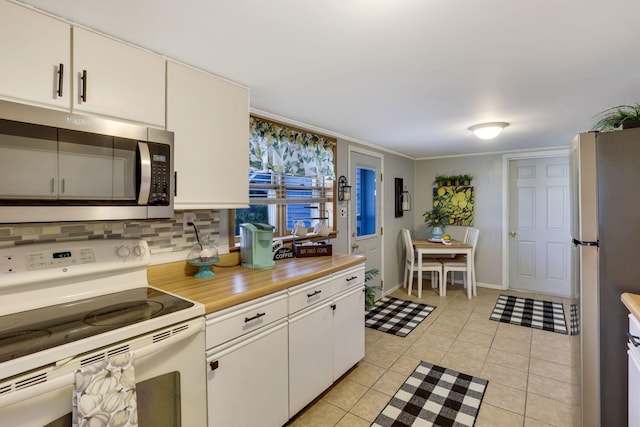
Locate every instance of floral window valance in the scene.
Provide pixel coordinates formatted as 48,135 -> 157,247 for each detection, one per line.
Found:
249,116 -> 336,179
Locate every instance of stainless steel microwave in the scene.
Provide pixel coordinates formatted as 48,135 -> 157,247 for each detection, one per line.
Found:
0,100 -> 174,223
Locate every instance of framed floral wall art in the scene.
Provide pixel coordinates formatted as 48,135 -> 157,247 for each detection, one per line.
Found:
433,186 -> 474,226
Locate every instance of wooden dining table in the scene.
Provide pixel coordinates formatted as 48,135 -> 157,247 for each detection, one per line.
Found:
412,239 -> 475,299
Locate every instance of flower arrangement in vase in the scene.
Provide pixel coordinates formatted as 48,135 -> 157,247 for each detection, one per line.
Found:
423,203 -> 452,240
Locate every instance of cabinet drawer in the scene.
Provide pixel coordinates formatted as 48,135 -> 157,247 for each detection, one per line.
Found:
288,276 -> 334,314
332,265 -> 365,294
206,291 -> 287,348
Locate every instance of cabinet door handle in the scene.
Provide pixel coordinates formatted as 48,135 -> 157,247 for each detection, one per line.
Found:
244,312 -> 266,323
80,69 -> 87,102
628,332 -> 640,347
209,360 -> 219,371
331,304 -> 336,311
307,290 -> 322,298
50,178 -> 55,194
61,178 -> 65,194
57,63 -> 64,97
346,276 -> 358,282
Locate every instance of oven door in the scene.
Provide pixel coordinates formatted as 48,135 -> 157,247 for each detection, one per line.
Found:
0,318 -> 206,427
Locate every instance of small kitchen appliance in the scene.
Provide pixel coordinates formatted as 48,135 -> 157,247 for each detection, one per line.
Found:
239,222 -> 275,269
0,239 -> 206,426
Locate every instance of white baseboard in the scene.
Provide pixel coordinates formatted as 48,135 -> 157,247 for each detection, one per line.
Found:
383,283 -> 402,297
477,282 -> 504,290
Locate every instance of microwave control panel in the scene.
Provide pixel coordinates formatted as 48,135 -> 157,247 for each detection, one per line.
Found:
148,142 -> 171,206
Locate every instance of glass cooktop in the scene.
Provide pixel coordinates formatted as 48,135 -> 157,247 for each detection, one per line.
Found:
0,287 -> 193,364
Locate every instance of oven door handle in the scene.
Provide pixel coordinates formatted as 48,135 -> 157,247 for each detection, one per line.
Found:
0,318 -> 204,409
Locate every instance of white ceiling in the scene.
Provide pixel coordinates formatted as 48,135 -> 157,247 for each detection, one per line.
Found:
18,0 -> 640,158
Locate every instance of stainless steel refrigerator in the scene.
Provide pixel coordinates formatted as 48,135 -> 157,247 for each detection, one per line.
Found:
571,129 -> 640,427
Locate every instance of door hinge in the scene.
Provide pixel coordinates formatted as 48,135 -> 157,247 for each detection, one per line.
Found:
380,226 -> 383,236
380,173 -> 383,182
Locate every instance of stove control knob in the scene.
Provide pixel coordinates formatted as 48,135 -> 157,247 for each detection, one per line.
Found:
133,244 -> 146,257
116,245 -> 131,259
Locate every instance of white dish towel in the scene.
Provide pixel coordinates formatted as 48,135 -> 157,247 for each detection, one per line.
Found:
72,351 -> 138,427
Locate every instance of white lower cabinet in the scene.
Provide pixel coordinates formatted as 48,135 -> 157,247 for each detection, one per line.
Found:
206,319 -> 289,427
629,314 -> 640,427
288,300 -> 335,417
204,264 -> 365,426
288,265 -> 366,418
205,292 -> 289,427
332,286 -> 366,379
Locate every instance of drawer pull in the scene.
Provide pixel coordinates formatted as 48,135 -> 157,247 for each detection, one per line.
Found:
346,276 -> 358,282
245,312 -> 266,323
307,290 -> 322,298
210,360 -> 219,371
331,304 -> 336,311
628,332 -> 640,347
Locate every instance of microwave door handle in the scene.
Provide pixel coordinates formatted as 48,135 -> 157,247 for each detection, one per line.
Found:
138,142 -> 151,204
0,319 -> 204,410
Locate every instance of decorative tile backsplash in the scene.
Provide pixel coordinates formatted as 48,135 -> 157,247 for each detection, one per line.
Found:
0,210 -> 221,254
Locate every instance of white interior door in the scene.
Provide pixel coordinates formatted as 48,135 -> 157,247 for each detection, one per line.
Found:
508,156 -> 571,296
349,150 -> 382,294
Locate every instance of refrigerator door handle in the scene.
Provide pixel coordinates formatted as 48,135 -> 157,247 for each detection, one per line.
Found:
573,238 -> 599,247
628,332 -> 640,347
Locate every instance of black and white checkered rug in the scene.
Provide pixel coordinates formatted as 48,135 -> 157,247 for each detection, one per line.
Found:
365,297 -> 436,337
489,294 -> 568,334
372,361 -> 488,427
570,303 -> 580,336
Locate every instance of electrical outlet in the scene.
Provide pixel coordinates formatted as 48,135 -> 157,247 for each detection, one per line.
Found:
183,212 -> 195,230
340,208 -> 347,218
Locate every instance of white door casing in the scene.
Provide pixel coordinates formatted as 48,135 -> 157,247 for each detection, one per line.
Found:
506,154 -> 572,296
348,148 -> 383,295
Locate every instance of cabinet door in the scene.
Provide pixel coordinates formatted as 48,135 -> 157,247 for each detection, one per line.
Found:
0,1 -> 70,109
333,286 -> 365,380
167,61 -> 249,209
72,27 -> 165,127
207,320 -> 288,427
288,300 -> 334,418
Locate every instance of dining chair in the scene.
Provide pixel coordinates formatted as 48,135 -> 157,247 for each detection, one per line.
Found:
401,228 -> 442,298
440,227 -> 479,297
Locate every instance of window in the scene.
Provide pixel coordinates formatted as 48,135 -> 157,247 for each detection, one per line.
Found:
356,166 -> 377,237
233,116 -> 336,240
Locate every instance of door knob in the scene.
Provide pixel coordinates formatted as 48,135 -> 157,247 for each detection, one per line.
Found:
509,231 -> 517,237
351,243 -> 359,249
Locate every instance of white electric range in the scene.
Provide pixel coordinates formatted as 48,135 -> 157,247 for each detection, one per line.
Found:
0,239 -> 207,427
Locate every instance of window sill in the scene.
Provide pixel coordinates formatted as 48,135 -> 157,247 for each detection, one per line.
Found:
231,230 -> 338,251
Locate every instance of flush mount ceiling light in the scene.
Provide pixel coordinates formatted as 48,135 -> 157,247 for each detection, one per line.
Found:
468,122 -> 509,140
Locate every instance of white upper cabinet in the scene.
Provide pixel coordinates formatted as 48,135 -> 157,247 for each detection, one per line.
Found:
0,1 -> 70,109
73,27 -> 166,127
167,61 -> 249,209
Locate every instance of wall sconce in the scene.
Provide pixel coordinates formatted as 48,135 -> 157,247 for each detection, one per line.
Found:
338,176 -> 351,201
400,188 -> 411,211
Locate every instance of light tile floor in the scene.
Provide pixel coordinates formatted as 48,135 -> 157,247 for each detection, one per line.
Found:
286,284 -> 581,427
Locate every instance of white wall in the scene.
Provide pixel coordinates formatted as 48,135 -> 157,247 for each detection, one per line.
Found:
414,154 -> 503,287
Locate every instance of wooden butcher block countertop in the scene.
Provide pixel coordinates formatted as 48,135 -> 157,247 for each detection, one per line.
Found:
148,254 -> 366,314
622,293 -> 640,321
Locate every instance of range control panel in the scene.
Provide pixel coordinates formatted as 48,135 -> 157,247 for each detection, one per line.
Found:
0,239 -> 150,286
26,248 -> 96,271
